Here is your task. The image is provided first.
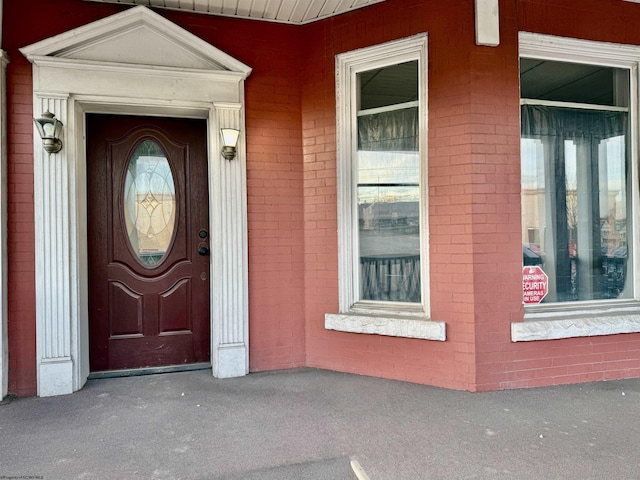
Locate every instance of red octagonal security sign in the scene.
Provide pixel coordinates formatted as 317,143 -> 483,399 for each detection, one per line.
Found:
523,266 -> 548,304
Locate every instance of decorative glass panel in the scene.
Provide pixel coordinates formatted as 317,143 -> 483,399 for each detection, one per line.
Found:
124,140 -> 176,267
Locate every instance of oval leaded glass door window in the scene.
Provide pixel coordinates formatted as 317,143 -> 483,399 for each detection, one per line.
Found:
124,139 -> 176,267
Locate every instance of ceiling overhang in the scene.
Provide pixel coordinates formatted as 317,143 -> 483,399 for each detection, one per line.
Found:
83,0 -> 388,25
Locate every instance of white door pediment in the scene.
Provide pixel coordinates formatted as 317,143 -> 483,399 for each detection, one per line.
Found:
20,5 -> 251,76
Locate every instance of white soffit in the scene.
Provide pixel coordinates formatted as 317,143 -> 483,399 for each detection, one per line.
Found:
83,0 -> 388,25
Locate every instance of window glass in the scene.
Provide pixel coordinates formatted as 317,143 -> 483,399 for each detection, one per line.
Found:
520,58 -> 629,107
520,59 -> 632,303
356,61 -> 420,303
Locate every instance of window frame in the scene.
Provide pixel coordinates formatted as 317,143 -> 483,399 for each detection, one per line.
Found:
326,34 -> 445,341
514,32 -> 640,341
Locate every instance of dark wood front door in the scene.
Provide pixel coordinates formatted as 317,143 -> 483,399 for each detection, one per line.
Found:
87,114 -> 210,372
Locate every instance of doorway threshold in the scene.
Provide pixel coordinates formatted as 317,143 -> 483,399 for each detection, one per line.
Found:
88,362 -> 211,380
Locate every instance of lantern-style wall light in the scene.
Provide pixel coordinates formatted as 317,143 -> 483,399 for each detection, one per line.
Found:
34,111 -> 64,154
220,128 -> 240,160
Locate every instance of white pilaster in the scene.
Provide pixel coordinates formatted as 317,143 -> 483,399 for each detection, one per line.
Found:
0,50 -> 9,400
211,102 -> 249,378
34,95 -> 75,396
475,0 -> 500,47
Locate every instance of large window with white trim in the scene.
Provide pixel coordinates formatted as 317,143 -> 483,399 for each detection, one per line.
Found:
335,35 -> 429,316
520,34 -> 638,308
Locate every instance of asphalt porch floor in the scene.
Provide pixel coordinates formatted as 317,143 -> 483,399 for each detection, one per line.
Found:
1,368 -> 639,479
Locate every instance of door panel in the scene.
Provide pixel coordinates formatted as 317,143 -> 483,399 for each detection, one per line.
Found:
87,114 -> 210,372
159,278 -> 192,333
109,282 -> 143,337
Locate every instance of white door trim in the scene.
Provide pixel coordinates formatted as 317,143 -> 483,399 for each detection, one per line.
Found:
20,6 -> 251,396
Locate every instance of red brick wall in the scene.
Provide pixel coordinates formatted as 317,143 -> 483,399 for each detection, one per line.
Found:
473,0 -> 640,390
517,0 -> 638,44
301,0 -> 481,390
300,0 -> 640,391
5,0 -> 640,395
166,14 -> 308,372
6,63 -> 36,396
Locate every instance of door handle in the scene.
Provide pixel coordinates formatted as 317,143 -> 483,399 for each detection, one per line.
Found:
198,246 -> 210,256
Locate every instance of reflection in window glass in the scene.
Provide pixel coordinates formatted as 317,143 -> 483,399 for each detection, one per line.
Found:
521,107 -> 631,302
356,61 -> 420,303
124,140 -> 176,267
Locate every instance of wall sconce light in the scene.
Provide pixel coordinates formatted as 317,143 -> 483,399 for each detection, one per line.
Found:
220,128 -> 240,160
34,111 -> 64,154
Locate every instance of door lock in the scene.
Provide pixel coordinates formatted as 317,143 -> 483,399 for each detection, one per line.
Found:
198,246 -> 210,256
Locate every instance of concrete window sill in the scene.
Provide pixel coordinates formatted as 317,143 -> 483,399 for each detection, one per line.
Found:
325,312 -> 446,341
512,304 -> 640,341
